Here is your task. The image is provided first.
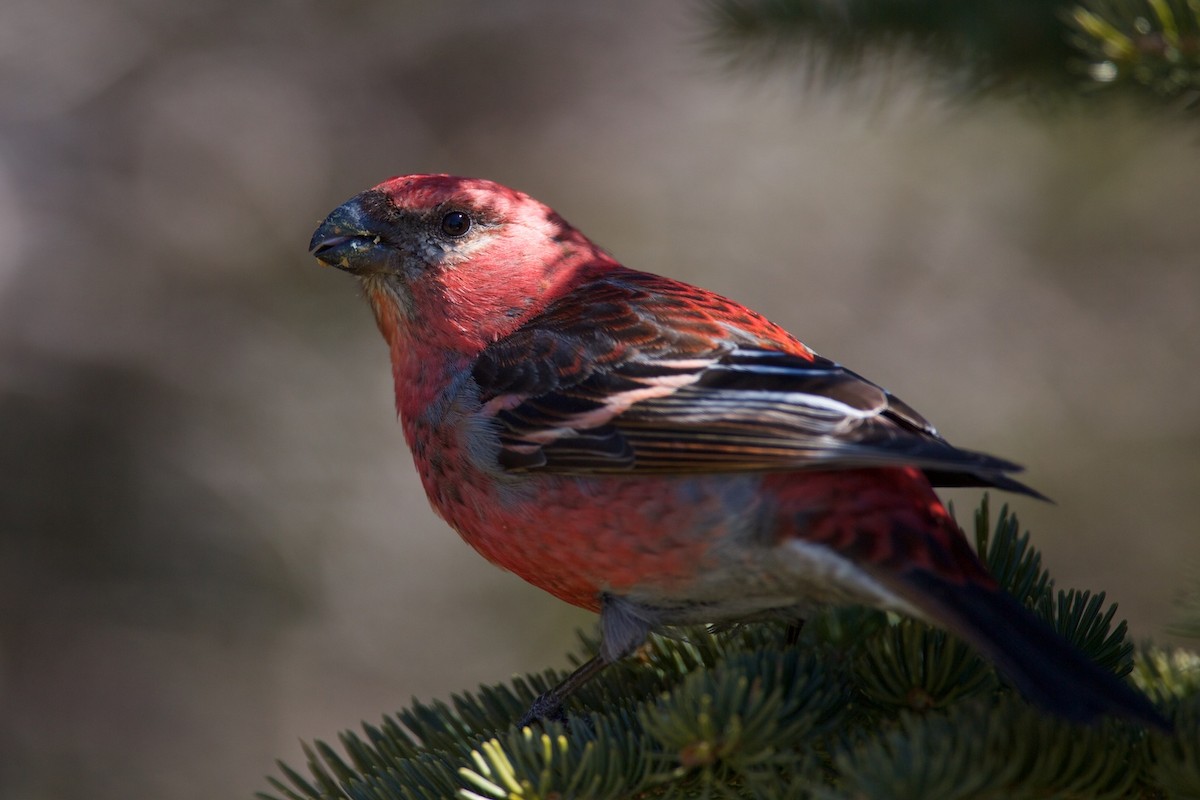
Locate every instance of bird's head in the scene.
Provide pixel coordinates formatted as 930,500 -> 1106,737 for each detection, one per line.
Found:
310,174 -> 605,354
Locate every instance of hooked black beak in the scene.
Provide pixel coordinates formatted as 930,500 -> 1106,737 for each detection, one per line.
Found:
309,194 -> 389,273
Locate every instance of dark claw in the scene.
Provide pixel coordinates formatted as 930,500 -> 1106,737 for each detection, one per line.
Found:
518,691 -> 569,728
516,653 -> 611,728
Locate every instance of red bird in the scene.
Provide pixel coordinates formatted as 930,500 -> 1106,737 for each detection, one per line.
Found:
310,174 -> 1165,729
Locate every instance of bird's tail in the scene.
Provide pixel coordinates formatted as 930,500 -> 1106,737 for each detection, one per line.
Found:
896,569 -> 1170,731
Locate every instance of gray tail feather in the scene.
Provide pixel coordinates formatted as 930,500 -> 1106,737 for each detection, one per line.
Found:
902,570 -> 1169,731
921,468 -> 1052,503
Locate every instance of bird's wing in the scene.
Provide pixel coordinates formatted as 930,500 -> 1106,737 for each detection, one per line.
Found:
473,274 -> 1041,497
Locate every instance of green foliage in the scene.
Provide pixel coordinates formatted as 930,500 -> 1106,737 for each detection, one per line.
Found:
971,496 -> 1053,606
639,649 -> 848,795
1148,694 -> 1200,796
707,0 -> 1200,106
261,500 -> 1199,800
1038,588 -> 1135,675
707,0 -> 1073,91
835,700 -> 1144,800
1167,574 -> 1200,639
852,620 -> 997,712
1070,0 -> 1200,101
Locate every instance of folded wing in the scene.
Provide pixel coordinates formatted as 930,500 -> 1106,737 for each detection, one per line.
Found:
472,274 -> 1043,499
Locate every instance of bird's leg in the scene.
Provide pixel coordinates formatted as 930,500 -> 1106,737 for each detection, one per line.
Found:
518,655 -> 610,727
785,618 -> 806,646
517,593 -> 653,727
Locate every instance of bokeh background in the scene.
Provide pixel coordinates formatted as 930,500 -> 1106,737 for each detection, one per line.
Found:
1,2 -> 1198,798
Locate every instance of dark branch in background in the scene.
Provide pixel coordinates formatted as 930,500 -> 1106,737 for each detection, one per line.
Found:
706,0 -> 1200,108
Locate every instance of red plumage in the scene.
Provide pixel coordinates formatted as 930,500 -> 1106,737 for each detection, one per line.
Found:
310,174 -> 1166,729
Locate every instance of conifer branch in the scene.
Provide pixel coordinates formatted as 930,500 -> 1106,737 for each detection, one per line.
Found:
260,499 -> 1199,799
706,0 -> 1200,107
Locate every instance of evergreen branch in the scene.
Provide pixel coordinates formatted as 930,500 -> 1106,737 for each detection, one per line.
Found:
971,496 -> 1054,607
853,620 -> 997,713
1167,573 -> 1200,639
261,500 -> 1196,800
835,700 -> 1144,800
1131,646 -> 1200,700
639,649 -> 848,794
1148,694 -> 1200,795
706,0 -> 1200,106
1070,0 -> 1200,103
705,0 -> 1078,93
1037,588 -> 1135,674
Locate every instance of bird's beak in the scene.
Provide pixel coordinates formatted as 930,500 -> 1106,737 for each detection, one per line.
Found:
309,195 -> 390,274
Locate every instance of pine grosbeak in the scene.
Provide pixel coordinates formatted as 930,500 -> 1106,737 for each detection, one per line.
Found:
310,174 -> 1165,729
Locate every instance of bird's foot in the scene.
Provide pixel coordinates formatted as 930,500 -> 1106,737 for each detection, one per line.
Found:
518,691 -> 569,728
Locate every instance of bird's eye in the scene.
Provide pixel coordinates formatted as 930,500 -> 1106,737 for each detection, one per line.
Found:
440,211 -> 471,237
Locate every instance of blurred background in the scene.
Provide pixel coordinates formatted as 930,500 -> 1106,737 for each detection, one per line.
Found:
1,1 -> 1197,798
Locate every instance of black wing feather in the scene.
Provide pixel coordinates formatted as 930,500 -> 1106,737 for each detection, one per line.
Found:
473,277 -> 1044,500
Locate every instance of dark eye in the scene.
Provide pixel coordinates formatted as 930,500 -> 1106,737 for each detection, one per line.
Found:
440,210 -> 471,237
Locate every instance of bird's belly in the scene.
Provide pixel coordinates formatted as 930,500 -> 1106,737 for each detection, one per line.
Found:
619,536 -> 914,626
435,472 -> 757,611
430,467 -> 911,620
